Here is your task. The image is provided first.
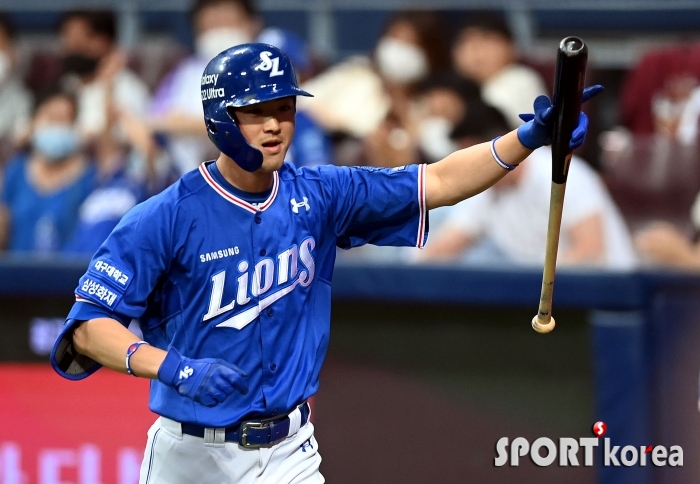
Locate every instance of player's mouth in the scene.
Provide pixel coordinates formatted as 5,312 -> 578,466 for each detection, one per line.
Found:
261,139 -> 283,155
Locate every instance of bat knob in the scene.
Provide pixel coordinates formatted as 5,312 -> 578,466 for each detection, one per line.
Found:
560,36 -> 585,55
532,315 -> 556,334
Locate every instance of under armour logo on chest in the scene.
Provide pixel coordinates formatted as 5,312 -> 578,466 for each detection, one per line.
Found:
291,197 -> 310,213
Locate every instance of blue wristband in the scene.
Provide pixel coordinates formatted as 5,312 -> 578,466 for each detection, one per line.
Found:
490,136 -> 518,171
126,341 -> 149,376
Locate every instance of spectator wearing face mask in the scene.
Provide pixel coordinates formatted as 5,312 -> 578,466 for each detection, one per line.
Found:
0,87 -> 95,252
61,101 -> 159,255
415,73 -> 481,163
299,10 -> 449,164
58,10 -> 150,140
58,10 -> 167,204
149,0 -> 261,174
0,14 -> 33,161
452,12 -> 547,129
618,43 -> 700,142
364,12 -> 451,167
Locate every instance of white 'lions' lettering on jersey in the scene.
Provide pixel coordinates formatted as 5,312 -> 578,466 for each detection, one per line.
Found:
258,51 -> 285,77
203,237 -> 316,329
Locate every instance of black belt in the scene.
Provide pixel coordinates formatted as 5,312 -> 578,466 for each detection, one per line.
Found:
181,401 -> 310,448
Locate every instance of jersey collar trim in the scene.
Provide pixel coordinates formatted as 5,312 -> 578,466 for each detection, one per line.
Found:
199,162 -> 279,214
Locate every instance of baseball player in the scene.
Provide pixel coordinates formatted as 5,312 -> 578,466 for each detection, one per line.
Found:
50,43 -> 601,483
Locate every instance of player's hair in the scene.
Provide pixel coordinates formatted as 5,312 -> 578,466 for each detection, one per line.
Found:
379,10 -> 450,74
0,13 -> 17,41
190,0 -> 258,22
33,84 -> 78,121
459,11 -> 513,42
59,10 -> 117,44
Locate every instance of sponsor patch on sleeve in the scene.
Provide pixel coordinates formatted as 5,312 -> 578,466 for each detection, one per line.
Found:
90,259 -> 133,287
74,259 -> 133,309
76,276 -> 121,308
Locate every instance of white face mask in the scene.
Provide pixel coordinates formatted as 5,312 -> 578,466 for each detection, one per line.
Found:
375,37 -> 429,84
0,51 -> 10,85
196,27 -> 253,61
419,117 -> 458,163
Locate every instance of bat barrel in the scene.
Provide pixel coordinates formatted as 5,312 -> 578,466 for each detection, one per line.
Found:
551,37 -> 588,184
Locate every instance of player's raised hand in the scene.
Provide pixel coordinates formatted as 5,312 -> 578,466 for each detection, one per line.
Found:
157,348 -> 249,407
516,84 -> 604,150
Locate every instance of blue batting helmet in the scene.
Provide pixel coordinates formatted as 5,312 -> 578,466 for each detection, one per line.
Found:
201,43 -> 313,172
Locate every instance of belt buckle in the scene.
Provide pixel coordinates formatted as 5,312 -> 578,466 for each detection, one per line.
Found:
240,421 -> 266,448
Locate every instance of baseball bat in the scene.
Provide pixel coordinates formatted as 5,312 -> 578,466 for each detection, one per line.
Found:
531,37 -> 588,334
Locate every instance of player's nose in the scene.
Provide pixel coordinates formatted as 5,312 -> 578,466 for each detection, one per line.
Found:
262,115 -> 282,134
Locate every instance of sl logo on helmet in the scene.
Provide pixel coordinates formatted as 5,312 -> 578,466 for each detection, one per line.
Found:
258,51 -> 285,77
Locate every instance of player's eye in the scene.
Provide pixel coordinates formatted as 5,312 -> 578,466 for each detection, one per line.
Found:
244,108 -> 263,115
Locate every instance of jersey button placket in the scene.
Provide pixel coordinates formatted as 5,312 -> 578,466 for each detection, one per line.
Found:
254,213 -> 262,224
269,363 -> 277,372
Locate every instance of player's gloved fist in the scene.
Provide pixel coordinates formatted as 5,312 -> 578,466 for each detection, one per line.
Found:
157,347 -> 249,407
516,84 -> 605,150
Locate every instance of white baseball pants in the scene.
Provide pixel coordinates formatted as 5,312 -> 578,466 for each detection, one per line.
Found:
139,416 -> 324,483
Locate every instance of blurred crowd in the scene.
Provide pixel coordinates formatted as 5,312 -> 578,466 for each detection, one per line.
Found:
1,0 -> 699,271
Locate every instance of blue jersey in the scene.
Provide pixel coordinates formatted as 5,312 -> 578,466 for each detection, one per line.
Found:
60,161 -> 427,427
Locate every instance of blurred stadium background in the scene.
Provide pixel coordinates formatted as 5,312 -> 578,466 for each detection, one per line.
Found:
2,1 -> 700,483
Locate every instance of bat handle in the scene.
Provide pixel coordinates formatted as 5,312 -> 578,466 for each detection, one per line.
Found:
532,181 -> 567,334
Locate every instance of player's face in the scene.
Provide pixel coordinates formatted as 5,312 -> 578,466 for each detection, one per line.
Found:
234,97 -> 296,172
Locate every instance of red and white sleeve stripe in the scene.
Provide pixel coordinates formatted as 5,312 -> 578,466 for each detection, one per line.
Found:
416,164 -> 427,249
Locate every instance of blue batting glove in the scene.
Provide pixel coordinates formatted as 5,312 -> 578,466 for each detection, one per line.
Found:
516,84 -> 604,150
158,347 -> 249,407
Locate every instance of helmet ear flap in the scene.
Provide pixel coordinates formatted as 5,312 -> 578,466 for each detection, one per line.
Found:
204,115 -> 264,172
226,105 -> 238,124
